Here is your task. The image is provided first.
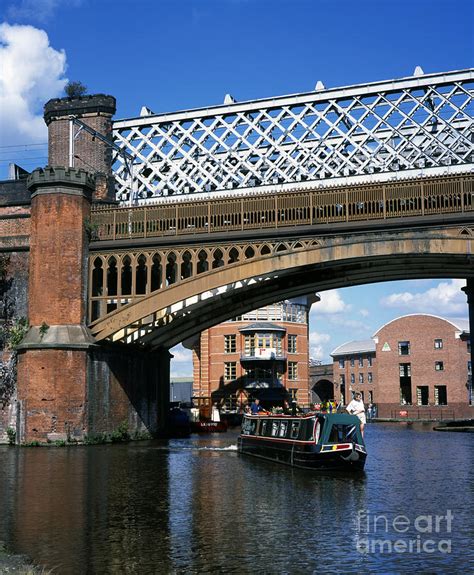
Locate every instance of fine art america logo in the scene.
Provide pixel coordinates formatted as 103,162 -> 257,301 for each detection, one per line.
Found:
356,510 -> 453,554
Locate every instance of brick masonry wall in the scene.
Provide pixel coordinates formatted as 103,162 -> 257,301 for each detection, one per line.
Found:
17,348 -> 89,441
28,190 -> 90,326
374,315 -> 469,409
193,320 -> 310,406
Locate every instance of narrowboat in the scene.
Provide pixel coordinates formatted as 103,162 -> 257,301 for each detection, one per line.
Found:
238,412 -> 366,472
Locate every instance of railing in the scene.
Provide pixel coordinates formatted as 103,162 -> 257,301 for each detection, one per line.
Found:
390,408 -> 456,420
91,174 -> 474,241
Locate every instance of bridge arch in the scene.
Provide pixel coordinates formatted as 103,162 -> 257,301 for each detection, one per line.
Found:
90,227 -> 473,348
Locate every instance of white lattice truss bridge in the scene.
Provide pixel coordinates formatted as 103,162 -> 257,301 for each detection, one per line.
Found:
112,69 -> 474,203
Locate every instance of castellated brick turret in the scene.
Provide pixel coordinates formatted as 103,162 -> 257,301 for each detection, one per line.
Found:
44,94 -> 116,202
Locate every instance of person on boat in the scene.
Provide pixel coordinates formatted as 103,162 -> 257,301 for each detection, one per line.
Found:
250,398 -> 263,415
346,392 -> 366,437
282,399 -> 291,415
211,403 -> 221,422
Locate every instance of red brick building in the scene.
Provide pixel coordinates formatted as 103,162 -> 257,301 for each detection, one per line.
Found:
331,314 -> 472,420
187,296 -> 317,409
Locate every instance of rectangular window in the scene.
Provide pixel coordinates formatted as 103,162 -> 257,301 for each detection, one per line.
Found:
358,356 -> 363,368
350,373 -> 355,384
435,361 -> 444,371
288,334 -> 297,354
224,334 -> 236,353
368,372 -> 373,384
350,357 -> 355,367
416,386 -> 429,406
338,358 -> 345,369
367,356 -> 373,367
434,385 -> 447,406
224,362 -> 236,381
399,363 -> 411,377
398,341 -> 410,356
368,390 -> 373,403
288,362 -> 298,380
434,338 -> 443,349
340,374 -> 345,385
359,373 -> 364,384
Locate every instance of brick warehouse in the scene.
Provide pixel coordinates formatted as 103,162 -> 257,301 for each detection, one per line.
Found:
186,296 -> 317,409
330,314 -> 472,420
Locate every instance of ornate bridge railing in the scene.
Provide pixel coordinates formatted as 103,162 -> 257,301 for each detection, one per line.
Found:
91,173 -> 474,241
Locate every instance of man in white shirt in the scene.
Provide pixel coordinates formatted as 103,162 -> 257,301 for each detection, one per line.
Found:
346,392 -> 366,437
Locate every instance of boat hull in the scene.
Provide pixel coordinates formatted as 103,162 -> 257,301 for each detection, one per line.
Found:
238,412 -> 367,472
191,421 -> 228,433
237,436 -> 366,472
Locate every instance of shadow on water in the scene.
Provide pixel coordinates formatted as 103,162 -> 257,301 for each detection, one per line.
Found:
0,422 -> 472,574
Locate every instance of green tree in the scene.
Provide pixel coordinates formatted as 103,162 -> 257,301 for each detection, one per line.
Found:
64,81 -> 87,98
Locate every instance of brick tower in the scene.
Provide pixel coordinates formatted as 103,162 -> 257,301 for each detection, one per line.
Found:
44,94 -> 116,202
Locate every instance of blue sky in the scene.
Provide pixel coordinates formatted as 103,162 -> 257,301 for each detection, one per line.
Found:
1,0 -> 473,373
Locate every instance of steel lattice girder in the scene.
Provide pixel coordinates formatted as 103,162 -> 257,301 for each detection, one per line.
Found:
112,69 -> 474,202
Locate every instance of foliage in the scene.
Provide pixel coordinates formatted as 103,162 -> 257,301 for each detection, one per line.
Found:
6,427 -> 16,445
22,441 -> 40,447
110,421 -> 130,443
39,322 -> 49,339
64,80 -> 87,98
1,318 -> 29,350
84,218 -> 100,241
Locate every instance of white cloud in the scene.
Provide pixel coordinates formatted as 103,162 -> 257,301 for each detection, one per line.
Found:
381,279 -> 467,317
6,1 -> 79,23
170,344 -> 192,363
314,290 -> 351,314
0,23 -> 67,147
359,308 -> 369,317
309,331 -> 331,361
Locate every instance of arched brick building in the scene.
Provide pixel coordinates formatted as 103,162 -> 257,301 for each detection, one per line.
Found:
331,314 -> 472,420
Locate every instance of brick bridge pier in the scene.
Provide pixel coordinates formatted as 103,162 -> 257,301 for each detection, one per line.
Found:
14,95 -> 170,443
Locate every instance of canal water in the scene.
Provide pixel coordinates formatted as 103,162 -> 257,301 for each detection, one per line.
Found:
0,423 -> 473,574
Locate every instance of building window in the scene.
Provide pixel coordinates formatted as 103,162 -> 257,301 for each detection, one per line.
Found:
367,356 -> 373,367
350,373 -> 355,385
340,374 -> 345,385
434,338 -> 443,349
288,334 -> 297,354
338,358 -> 345,369
368,390 -> 373,404
288,362 -> 298,380
358,356 -> 363,368
435,361 -> 444,371
224,334 -> 236,353
434,385 -> 447,405
467,340 -> 471,354
359,373 -> 364,384
224,362 -> 236,381
398,341 -> 410,356
368,372 -> 373,384
399,363 -> 411,377
468,361 -> 472,375
350,357 -> 355,367
416,386 -> 429,406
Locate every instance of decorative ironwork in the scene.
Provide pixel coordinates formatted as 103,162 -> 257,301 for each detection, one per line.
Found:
88,238 -> 319,324
90,173 -> 474,241
112,69 -> 474,201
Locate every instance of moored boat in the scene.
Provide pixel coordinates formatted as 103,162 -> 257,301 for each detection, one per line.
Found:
238,412 -> 367,471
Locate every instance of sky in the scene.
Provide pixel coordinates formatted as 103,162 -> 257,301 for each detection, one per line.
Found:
0,0 -> 473,374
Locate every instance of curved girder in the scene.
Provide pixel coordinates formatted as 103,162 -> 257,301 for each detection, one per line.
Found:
89,227 -> 473,347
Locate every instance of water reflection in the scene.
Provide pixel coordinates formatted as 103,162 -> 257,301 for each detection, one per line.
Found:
0,423 -> 473,574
